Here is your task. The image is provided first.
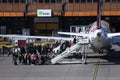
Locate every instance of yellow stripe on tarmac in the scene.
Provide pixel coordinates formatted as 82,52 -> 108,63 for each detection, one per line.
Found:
93,54 -> 101,80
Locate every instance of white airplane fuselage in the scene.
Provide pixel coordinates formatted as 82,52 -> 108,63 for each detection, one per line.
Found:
88,20 -> 112,50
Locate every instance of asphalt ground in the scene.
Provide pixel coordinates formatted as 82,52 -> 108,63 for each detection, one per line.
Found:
0,44 -> 120,80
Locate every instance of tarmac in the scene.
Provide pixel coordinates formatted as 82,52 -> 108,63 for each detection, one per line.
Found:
0,44 -> 120,80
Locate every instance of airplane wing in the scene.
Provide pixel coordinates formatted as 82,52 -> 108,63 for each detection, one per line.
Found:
22,35 -> 73,41
112,37 -> 120,44
0,34 -> 73,41
107,33 -> 120,37
107,33 -> 120,44
58,32 -> 90,37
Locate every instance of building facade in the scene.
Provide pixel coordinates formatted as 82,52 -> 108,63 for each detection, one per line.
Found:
0,0 -> 120,35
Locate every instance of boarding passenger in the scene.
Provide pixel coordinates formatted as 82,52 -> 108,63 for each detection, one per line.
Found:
67,41 -> 72,47
0,48 -> 2,57
27,53 -> 31,65
41,54 -> 45,65
36,50 -> 41,65
0,49 -> 1,57
60,41 -> 68,52
12,47 -> 19,65
20,47 -> 26,65
73,36 -> 76,44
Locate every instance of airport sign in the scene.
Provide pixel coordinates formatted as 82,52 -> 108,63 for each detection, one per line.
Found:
37,9 -> 52,17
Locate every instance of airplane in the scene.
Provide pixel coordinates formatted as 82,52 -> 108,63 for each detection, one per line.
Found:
58,0 -> 120,53
56,0 -> 120,64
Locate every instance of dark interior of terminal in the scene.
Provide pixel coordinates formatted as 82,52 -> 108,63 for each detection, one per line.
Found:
0,0 -> 120,36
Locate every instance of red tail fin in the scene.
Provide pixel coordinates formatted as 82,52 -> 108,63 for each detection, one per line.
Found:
97,0 -> 103,29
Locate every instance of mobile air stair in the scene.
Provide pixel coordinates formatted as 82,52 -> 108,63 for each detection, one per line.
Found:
51,38 -> 89,64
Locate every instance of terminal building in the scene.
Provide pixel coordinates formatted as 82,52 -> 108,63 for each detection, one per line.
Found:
0,0 -> 120,36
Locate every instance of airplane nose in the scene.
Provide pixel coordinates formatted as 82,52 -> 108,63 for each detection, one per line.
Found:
97,32 -> 101,37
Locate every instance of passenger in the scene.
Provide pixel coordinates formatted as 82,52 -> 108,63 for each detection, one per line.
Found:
33,53 -> 38,65
73,36 -> 76,44
60,41 -> 67,52
67,41 -> 72,47
20,47 -> 26,64
41,54 -> 45,65
36,50 -> 41,65
2,46 -> 6,57
30,52 -> 38,65
12,53 -> 17,65
30,53 -> 34,64
12,47 -> 18,65
27,53 -> 31,65
18,47 -> 22,63
15,47 -> 22,63
6,48 -> 10,56
0,48 -> 2,57
36,45 -> 41,54
43,44 -> 49,55
23,53 -> 28,65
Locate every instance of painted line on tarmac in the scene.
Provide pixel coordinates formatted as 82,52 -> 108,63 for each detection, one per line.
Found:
93,54 -> 101,80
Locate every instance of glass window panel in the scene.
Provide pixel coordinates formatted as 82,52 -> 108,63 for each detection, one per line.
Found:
8,0 -> 14,3
81,0 -> 86,2
112,0 -> 117,2
15,0 -> 19,3
56,0 -> 62,3
69,0 -> 74,3
45,0 -> 50,3
20,0 -> 25,3
2,0 -> 7,3
39,0 -> 43,3
75,0 -> 80,3
105,0 -> 110,2
32,0 -> 37,3
87,0 -> 92,2
93,0 -> 97,2
51,0 -> 55,3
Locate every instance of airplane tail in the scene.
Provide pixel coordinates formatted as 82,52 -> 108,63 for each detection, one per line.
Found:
97,0 -> 103,29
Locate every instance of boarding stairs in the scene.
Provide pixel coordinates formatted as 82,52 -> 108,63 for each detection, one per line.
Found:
51,38 -> 89,64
